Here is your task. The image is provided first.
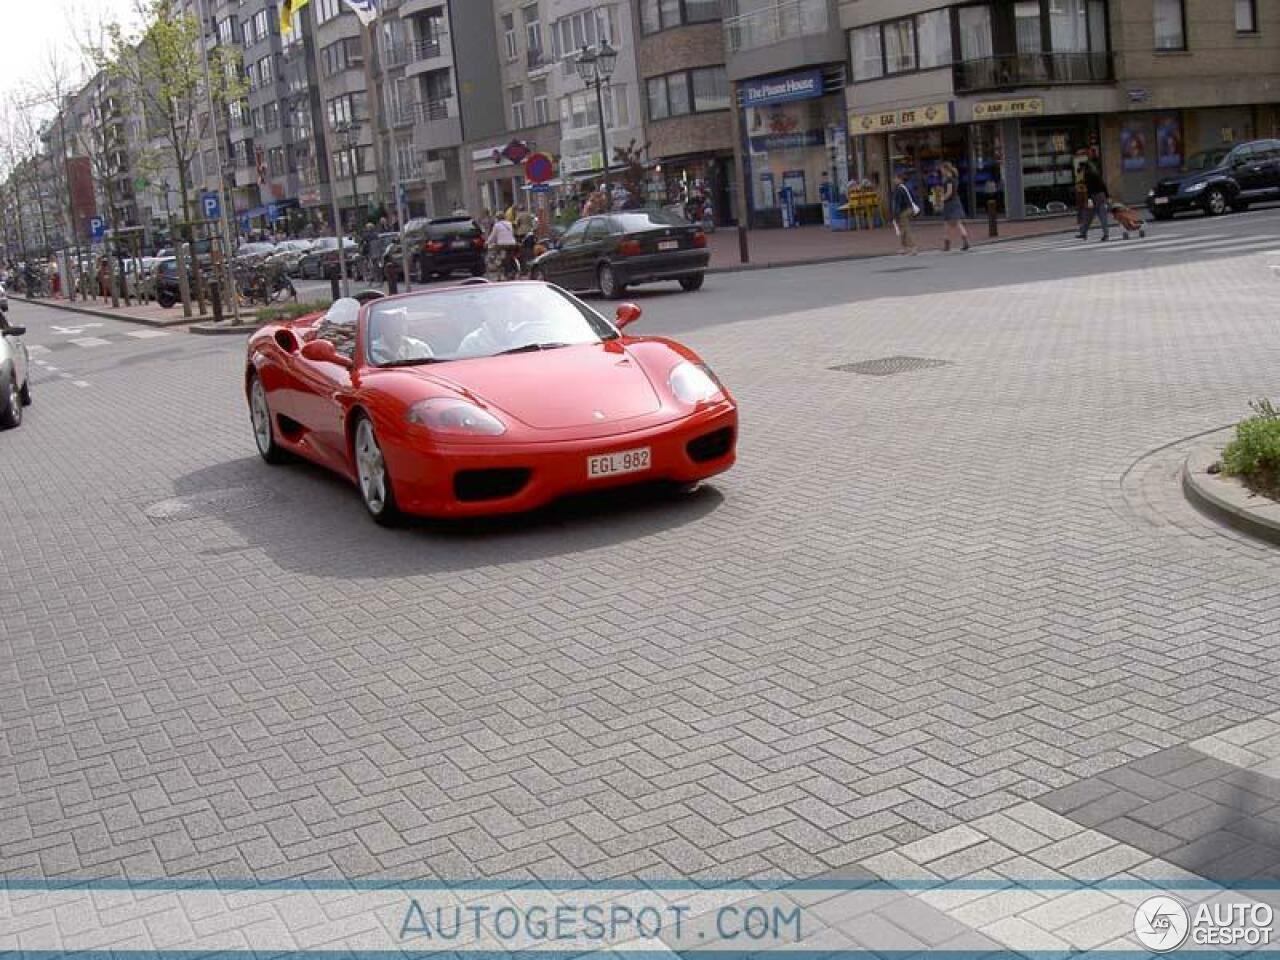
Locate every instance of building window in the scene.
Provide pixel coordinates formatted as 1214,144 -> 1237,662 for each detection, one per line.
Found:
253,9 -> 271,42
326,92 -> 367,128
1153,0 -> 1185,49
690,66 -> 729,111
639,0 -> 720,33
322,37 -> 364,76
217,17 -> 235,45
916,9 -> 953,67
851,25 -> 884,80
883,17 -> 917,73
316,0 -> 341,24
511,85 -> 526,128
523,4 -> 542,55
647,67 -> 727,120
268,146 -> 285,177
262,102 -> 279,132
1235,0 -> 1257,33
553,8 -> 610,59
958,5 -> 993,60
503,14 -> 518,60
532,79 -> 550,125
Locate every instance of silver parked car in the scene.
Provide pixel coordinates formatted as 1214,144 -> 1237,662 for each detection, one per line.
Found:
1,285 -> 32,428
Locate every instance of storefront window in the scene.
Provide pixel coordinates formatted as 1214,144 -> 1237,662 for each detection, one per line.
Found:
851,26 -> 884,80
1021,117 -> 1095,213
958,5 -> 992,61
883,18 -> 916,74
744,89 -> 844,226
887,125 -> 970,218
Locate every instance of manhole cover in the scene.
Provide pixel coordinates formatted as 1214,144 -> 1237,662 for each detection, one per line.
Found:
830,356 -> 952,377
144,486 -> 274,522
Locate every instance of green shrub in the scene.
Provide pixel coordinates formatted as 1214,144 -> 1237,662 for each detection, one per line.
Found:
1221,398 -> 1280,498
254,300 -> 329,324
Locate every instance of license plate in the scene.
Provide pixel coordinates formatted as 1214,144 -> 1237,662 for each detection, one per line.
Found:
587,447 -> 651,479
658,239 -> 679,251
453,240 -> 469,249
1153,197 -> 1169,205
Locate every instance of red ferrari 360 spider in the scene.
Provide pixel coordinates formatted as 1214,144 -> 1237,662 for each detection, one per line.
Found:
245,281 -> 737,522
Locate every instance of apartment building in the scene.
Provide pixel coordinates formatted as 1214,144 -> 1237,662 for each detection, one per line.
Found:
840,0 -> 1280,219
634,0 -> 735,221
467,0 -> 561,216
723,0 -> 850,227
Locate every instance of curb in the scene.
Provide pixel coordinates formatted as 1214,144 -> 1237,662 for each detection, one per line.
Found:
189,321 -> 268,336
704,221 -> 1079,275
1182,445 -> 1280,548
18,296 -> 201,328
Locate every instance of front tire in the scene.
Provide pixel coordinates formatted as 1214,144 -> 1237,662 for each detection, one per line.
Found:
157,290 -> 176,308
1,373 -> 22,429
679,273 -> 705,292
353,414 -> 401,526
249,374 -> 288,464
19,379 -> 31,406
598,262 -> 624,299
1204,188 -> 1228,216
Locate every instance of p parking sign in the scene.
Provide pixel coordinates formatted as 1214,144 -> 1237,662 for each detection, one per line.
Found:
89,216 -> 105,241
201,192 -> 221,221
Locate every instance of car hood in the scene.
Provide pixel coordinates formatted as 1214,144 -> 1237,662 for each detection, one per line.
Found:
414,341 -> 663,430
1157,166 -> 1227,188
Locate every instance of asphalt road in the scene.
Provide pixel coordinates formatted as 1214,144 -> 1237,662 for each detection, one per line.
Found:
2,208 -> 1280,942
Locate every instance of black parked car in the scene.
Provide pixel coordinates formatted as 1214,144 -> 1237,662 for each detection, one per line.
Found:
155,257 -> 211,309
1147,140 -> 1280,219
384,217 -> 486,283
529,211 -> 709,299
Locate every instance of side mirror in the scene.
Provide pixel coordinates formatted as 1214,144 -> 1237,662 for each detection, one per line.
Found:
301,338 -> 352,368
4,325 -> 26,336
615,302 -> 642,330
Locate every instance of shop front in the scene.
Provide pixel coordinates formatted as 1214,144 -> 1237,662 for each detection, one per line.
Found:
1019,112 -> 1098,214
651,152 -> 736,227
851,101 -> 1001,220
739,67 -> 848,229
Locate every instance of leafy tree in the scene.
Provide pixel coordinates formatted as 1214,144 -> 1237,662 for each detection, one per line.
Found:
86,0 -> 247,226
611,138 -> 651,206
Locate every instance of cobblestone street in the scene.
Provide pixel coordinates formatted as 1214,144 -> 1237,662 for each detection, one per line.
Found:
3,210 -> 1280,950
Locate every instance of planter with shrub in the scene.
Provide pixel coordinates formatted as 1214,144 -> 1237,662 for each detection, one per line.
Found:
1221,398 -> 1280,501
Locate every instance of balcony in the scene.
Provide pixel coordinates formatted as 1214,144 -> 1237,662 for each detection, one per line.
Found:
412,37 -> 445,61
383,44 -> 411,69
952,51 -> 1114,93
409,97 -> 461,149
724,0 -> 827,55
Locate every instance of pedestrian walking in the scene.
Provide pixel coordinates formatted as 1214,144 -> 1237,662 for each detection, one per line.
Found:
1078,161 -> 1111,242
891,171 -> 919,255
940,162 -> 970,252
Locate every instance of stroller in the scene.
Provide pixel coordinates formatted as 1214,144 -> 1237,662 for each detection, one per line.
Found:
1108,201 -> 1146,239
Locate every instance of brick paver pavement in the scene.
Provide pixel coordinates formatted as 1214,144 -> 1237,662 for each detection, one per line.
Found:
2,227 -> 1279,918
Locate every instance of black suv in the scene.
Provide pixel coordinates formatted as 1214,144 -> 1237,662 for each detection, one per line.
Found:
1147,139 -> 1280,219
384,217 -> 485,282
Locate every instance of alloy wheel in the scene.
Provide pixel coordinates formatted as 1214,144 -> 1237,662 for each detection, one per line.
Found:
250,378 -> 272,455
355,418 -> 388,516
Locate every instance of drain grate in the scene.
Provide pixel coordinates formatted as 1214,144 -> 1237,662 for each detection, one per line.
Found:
830,356 -> 952,377
144,486 -> 275,523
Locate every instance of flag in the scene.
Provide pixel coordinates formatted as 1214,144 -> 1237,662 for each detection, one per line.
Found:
280,0 -> 310,33
341,0 -> 378,25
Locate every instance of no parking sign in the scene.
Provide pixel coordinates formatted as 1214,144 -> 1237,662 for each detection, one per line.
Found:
524,152 -> 555,185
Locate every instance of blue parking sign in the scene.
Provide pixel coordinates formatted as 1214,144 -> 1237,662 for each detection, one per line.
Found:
201,192 -> 221,221
89,216 -> 105,241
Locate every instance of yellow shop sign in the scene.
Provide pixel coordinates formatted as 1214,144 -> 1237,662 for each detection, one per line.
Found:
972,98 -> 1045,120
849,102 -> 954,134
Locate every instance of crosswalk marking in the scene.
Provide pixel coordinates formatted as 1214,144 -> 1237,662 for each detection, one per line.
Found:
125,330 -> 171,339
69,336 -> 111,347
976,230 -> 1279,259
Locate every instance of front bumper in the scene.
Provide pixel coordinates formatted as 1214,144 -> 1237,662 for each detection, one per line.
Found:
613,250 -> 710,286
1147,192 -> 1202,215
384,402 -> 737,517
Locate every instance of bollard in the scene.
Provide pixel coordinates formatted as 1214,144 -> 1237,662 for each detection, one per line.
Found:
736,224 -> 750,264
384,261 -> 398,296
210,279 -> 223,324
986,199 -> 999,237
329,266 -> 341,302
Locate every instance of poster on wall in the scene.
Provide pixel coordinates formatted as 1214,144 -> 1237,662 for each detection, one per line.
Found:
1155,114 -> 1182,168
1120,125 -> 1147,171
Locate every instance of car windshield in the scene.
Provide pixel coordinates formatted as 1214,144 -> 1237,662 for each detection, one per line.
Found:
1186,149 -> 1227,172
365,283 -> 616,366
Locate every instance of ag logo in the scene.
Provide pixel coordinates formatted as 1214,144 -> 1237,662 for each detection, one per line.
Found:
1134,896 -> 1190,952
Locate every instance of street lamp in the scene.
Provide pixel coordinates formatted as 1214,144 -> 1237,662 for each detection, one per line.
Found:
575,41 -> 618,190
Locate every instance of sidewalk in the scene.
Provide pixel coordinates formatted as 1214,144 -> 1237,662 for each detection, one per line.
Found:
706,214 -> 1077,271
16,294 -> 209,327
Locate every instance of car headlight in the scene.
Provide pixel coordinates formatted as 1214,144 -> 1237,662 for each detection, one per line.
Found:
669,361 -> 723,404
407,398 -> 506,435
1147,189 -> 1155,198
1183,181 -> 1206,193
